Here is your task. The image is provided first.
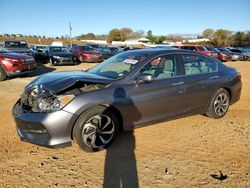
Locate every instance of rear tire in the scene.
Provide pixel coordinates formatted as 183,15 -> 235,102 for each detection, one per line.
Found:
73,106 -> 119,152
205,88 -> 230,119
0,67 -> 7,81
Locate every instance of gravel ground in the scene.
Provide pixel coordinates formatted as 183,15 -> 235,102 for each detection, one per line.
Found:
0,61 -> 249,188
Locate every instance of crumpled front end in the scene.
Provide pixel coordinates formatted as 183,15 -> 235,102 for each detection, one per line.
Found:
12,86 -> 78,148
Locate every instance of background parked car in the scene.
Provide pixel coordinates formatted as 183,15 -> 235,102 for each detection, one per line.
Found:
3,40 -> 33,56
227,47 -> 250,60
206,46 -> 231,62
86,44 -> 113,59
174,45 -> 213,56
30,45 -> 47,62
108,46 -> 122,56
122,46 -> 145,52
0,46 -> 36,81
42,46 -> 77,65
70,45 -> 102,63
216,47 -> 244,61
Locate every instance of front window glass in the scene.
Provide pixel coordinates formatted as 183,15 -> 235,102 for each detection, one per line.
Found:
182,55 -> 217,75
140,55 -> 177,80
88,52 -> 148,79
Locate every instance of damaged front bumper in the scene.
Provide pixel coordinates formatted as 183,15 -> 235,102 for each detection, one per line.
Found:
12,100 -> 78,148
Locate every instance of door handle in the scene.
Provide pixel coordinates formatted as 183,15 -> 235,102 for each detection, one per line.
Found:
210,76 -> 219,79
172,81 -> 184,86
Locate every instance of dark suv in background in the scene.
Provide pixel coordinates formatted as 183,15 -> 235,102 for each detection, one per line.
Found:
3,40 -> 33,56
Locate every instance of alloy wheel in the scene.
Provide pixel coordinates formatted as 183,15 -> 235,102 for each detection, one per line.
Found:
213,93 -> 229,116
81,114 -> 115,149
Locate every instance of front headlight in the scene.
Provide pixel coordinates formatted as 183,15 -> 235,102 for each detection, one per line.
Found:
53,56 -> 61,59
37,94 -> 74,112
3,58 -> 19,62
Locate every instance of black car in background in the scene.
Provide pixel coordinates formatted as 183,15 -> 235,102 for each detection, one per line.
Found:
227,47 -> 250,60
108,46 -> 122,56
42,46 -> 77,65
3,40 -> 33,56
30,45 -> 47,62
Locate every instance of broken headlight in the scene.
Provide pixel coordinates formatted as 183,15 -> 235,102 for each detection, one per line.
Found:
37,94 -> 74,112
23,87 -> 74,113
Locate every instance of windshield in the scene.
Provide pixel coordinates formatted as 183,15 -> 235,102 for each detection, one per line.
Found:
50,47 -> 68,53
88,52 -> 148,79
5,41 -> 28,48
0,47 -> 9,53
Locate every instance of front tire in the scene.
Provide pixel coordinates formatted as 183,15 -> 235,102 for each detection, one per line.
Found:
206,88 -> 230,119
73,106 -> 118,152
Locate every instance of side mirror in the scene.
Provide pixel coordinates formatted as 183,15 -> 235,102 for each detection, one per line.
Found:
136,73 -> 154,84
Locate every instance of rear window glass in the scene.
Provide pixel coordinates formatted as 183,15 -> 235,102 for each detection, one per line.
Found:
182,54 -> 217,75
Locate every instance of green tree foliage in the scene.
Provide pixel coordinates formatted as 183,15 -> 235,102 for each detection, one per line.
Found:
108,29 -> 122,41
76,33 -> 96,40
130,30 -> 145,39
202,29 -> 214,39
146,30 -> 157,43
120,27 -> 133,41
230,31 -> 250,47
212,29 -> 232,47
157,36 -> 167,44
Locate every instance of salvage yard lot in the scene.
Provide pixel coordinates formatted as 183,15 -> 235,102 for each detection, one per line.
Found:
0,61 -> 249,187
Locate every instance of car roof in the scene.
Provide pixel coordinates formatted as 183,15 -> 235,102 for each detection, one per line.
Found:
4,40 -> 27,42
123,48 -> 203,56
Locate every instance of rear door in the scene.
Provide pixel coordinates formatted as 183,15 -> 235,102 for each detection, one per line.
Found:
179,54 -> 220,113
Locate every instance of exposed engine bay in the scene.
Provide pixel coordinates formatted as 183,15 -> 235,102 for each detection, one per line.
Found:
20,82 -> 107,113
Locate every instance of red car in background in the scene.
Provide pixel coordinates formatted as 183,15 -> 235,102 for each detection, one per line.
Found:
206,46 -> 231,62
70,45 -> 103,63
174,45 -> 213,56
0,47 -> 36,81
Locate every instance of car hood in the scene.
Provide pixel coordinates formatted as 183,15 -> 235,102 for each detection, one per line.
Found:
50,52 -> 73,57
25,71 -> 114,94
0,52 -> 31,59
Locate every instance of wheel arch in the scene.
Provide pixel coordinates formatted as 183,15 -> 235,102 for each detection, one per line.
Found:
70,104 -> 124,139
222,87 -> 232,102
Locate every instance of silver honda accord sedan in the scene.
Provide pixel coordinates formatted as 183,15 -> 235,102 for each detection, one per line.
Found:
13,49 -> 242,152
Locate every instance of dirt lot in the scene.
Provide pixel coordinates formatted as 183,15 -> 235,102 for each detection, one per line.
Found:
0,61 -> 249,188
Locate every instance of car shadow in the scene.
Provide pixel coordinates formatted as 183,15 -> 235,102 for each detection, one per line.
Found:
25,63 -> 56,77
103,131 -> 138,188
103,87 -> 140,188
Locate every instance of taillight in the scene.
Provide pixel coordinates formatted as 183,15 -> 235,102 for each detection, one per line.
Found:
237,72 -> 241,80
